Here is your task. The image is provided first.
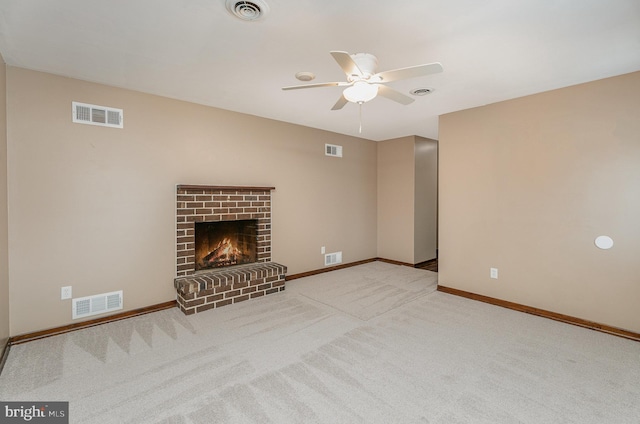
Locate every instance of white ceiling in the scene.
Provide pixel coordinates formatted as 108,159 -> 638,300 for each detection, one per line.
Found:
1,0 -> 639,141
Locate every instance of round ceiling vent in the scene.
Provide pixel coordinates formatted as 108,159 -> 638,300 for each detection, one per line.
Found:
226,0 -> 269,21
410,87 -> 434,96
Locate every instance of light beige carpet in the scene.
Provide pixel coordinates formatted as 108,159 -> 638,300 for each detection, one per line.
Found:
290,260 -> 438,320
1,261 -> 639,423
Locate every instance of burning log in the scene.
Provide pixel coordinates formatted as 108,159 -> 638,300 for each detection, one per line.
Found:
202,238 -> 243,267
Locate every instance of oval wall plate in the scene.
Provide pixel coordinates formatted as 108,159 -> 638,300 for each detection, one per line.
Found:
594,235 -> 614,250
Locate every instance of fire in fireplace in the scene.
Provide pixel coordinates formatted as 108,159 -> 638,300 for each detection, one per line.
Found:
194,219 -> 258,271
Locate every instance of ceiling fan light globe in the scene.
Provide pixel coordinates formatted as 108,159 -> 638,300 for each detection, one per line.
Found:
343,81 -> 378,103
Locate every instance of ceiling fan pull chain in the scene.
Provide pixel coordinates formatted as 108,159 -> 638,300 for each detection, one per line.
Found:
359,101 -> 363,133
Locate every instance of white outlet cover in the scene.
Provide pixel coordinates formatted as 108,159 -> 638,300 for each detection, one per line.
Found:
61,286 -> 72,300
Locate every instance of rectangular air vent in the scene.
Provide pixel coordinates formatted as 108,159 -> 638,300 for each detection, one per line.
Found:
72,290 -> 123,319
72,102 -> 123,128
324,251 -> 343,266
325,144 -> 343,157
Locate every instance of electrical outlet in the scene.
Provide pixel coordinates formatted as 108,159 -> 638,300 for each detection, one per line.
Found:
321,246 -> 326,254
490,268 -> 498,279
61,286 -> 72,300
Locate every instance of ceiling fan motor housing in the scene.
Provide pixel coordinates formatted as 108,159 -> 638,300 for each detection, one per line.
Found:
349,53 -> 378,80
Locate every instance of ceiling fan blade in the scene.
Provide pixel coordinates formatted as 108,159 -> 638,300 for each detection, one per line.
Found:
330,51 -> 364,78
377,85 -> 414,105
331,94 -> 349,110
375,62 -> 443,83
282,81 -> 349,90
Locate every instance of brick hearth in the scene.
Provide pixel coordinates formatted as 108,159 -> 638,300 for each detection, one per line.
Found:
174,262 -> 287,315
174,185 -> 286,315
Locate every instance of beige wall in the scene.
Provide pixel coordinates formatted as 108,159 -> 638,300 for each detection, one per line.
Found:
6,67 -> 378,335
414,137 -> 438,263
377,136 -> 439,264
377,136 -> 415,263
439,71 -> 640,333
0,54 -> 9,347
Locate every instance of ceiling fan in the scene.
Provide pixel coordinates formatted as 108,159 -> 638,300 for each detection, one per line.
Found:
282,51 -> 443,110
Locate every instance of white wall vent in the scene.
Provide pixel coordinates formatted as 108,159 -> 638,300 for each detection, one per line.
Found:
324,251 -> 343,266
325,144 -> 343,157
72,290 -> 123,319
72,102 -> 123,128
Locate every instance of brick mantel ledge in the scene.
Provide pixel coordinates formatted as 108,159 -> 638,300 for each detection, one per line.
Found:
177,185 -> 275,191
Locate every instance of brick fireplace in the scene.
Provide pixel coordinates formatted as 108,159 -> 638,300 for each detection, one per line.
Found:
174,185 -> 286,315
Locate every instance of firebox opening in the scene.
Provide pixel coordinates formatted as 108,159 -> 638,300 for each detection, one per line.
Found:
194,219 -> 258,272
